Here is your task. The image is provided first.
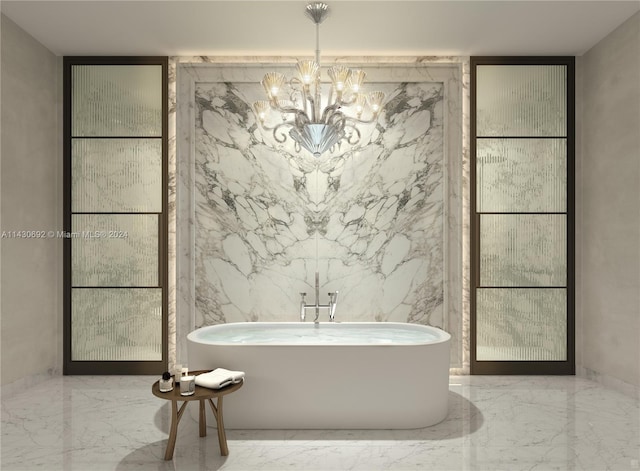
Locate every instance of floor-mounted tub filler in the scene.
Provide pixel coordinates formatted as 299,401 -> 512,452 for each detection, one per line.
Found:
187,322 -> 451,429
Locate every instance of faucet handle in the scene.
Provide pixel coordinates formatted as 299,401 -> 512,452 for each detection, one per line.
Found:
329,291 -> 338,321
300,292 -> 307,300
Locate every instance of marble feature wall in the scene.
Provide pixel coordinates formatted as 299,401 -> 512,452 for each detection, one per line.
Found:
195,80 -> 443,327
172,58 -> 468,371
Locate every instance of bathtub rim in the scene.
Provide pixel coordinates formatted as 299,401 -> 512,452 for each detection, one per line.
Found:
187,321 -> 452,347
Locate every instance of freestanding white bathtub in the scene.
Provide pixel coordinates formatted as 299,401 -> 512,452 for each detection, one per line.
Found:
187,322 -> 451,429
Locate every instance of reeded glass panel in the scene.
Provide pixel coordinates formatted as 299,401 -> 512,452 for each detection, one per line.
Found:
476,288 -> 566,361
477,139 -> 566,212
72,65 -> 162,137
72,214 -> 159,286
480,214 -> 566,286
72,138 -> 162,212
476,65 -> 566,137
71,288 -> 162,360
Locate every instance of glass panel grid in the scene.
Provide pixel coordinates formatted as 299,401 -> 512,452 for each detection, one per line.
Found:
66,59 -> 166,372
72,65 -> 162,137
72,138 -> 162,213
72,214 -> 159,287
476,65 -> 567,137
477,138 -> 566,213
480,214 -> 566,287
71,288 -> 162,361
472,59 -> 572,372
476,288 -> 567,361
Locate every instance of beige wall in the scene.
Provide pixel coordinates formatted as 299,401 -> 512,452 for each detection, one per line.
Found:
578,11 -> 640,392
0,14 -> 63,389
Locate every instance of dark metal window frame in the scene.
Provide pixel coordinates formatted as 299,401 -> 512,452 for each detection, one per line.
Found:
63,56 -> 169,375
470,56 -> 575,375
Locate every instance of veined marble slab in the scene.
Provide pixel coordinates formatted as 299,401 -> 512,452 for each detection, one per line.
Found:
172,59 -> 467,370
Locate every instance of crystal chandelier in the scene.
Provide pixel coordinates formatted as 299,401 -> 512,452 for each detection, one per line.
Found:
253,2 -> 385,158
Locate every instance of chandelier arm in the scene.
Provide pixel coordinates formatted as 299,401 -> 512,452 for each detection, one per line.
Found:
300,85 -> 311,119
271,103 -> 310,124
269,79 -> 313,123
344,115 -> 378,125
289,77 -> 303,89
303,92 -> 317,123
320,102 -> 342,123
337,94 -> 357,106
294,111 -> 312,129
344,123 -> 362,145
272,121 -> 295,143
314,75 -> 322,122
327,111 -> 347,135
327,86 -> 335,108
258,122 -> 277,132
288,77 -> 306,107
259,119 -> 296,132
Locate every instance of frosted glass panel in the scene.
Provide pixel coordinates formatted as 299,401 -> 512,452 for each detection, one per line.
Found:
72,65 -> 162,136
477,139 -> 566,212
480,214 -> 566,286
476,288 -> 566,361
72,138 -> 162,212
477,65 -> 566,137
72,214 -> 159,286
71,288 -> 162,360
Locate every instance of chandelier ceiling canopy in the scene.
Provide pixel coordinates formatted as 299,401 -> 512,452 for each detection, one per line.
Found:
253,2 -> 385,158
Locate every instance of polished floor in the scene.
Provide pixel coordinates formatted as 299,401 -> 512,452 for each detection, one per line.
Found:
1,375 -> 638,471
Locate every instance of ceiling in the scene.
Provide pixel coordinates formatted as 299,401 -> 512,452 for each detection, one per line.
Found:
1,1 -> 639,57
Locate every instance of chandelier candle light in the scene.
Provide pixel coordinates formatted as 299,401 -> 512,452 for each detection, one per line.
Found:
253,2 -> 386,157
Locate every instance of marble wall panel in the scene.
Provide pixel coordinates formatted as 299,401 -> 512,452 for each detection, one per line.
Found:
172,58 -> 468,371
193,79 -> 444,329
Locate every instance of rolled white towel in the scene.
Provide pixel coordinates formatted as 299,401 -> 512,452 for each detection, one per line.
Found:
195,368 -> 245,389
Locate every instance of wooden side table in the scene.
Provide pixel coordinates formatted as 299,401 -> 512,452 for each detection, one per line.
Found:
152,369 -> 243,460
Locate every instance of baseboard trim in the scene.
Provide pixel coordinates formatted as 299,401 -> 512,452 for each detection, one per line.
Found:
577,366 -> 639,399
0,368 -> 61,400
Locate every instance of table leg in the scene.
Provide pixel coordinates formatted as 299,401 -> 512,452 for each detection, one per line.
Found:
216,396 -> 228,456
165,400 -> 179,460
207,397 -> 229,456
164,400 -> 188,461
199,399 -> 207,437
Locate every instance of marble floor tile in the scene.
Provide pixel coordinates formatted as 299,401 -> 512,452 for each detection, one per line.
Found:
1,375 -> 638,471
